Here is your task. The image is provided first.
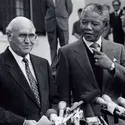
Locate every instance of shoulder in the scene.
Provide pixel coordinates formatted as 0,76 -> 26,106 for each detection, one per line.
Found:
30,54 -> 49,65
59,40 -> 81,53
103,39 -> 124,49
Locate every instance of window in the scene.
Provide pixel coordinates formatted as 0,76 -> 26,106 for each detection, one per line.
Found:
0,0 -> 30,33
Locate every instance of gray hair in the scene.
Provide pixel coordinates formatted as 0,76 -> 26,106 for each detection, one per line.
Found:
81,3 -> 109,25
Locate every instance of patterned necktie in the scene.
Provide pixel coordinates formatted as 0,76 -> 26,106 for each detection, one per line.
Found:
23,58 -> 40,106
90,43 -> 99,51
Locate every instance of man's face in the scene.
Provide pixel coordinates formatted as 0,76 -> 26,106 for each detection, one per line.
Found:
113,1 -> 120,12
10,22 -> 36,57
80,9 -> 105,42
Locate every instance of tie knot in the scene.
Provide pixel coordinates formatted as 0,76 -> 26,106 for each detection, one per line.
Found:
90,43 -> 99,49
23,58 -> 29,64
115,12 -> 118,16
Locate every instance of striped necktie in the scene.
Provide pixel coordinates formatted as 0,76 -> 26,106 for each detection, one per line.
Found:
23,58 -> 40,106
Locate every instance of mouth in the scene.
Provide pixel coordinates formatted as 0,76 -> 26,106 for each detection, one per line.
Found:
23,46 -> 32,49
84,33 -> 94,36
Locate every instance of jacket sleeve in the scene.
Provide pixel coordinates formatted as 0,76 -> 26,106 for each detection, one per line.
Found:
114,45 -> 125,83
56,48 -> 71,106
0,107 -> 25,125
46,60 -> 59,109
65,0 -> 73,17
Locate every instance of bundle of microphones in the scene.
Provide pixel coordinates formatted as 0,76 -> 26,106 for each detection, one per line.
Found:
45,90 -> 125,125
46,101 -> 84,125
96,94 -> 125,124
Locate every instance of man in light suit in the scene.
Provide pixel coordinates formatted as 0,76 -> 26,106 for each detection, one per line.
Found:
41,0 -> 73,76
56,3 -> 125,125
0,17 -> 58,125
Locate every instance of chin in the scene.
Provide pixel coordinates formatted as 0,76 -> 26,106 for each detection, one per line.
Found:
84,37 -> 95,42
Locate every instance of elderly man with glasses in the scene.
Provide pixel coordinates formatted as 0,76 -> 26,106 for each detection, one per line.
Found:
0,16 -> 58,125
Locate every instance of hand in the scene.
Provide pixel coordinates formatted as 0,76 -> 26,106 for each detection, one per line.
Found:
92,48 -> 113,70
23,120 -> 37,125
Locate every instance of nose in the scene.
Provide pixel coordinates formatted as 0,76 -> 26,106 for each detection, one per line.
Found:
25,35 -> 31,43
86,23 -> 92,30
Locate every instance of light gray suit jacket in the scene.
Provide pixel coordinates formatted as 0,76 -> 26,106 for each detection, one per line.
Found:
56,37 -> 125,118
42,0 -> 73,32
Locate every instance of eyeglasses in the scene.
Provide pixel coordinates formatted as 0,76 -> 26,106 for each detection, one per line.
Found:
13,33 -> 38,42
113,4 -> 119,6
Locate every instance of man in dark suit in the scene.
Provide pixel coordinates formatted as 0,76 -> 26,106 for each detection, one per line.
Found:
56,3 -> 125,125
41,0 -> 73,76
110,0 -> 124,45
0,17 -> 57,125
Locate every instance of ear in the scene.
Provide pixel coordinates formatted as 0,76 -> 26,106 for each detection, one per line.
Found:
7,33 -> 13,42
103,22 -> 108,31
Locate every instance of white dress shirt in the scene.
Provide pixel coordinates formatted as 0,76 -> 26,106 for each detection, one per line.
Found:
53,0 -> 56,4
83,37 -> 102,53
9,47 -> 37,86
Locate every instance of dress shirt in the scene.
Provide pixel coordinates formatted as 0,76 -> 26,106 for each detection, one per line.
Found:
53,0 -> 56,4
83,37 -> 102,53
9,47 -> 37,86
115,9 -> 121,16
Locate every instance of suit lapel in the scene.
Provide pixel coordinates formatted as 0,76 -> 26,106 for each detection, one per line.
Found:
101,39 -> 115,92
30,55 -> 45,109
55,0 -> 60,7
5,48 -> 40,108
48,0 -> 54,6
73,38 -> 99,89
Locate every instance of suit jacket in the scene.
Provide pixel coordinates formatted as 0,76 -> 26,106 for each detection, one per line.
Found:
0,48 -> 57,125
56,37 -> 125,117
110,10 -> 124,44
41,0 -> 73,32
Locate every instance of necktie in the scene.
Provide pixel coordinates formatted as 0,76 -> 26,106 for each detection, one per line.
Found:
23,58 -> 40,106
90,43 -> 99,51
115,12 -> 118,16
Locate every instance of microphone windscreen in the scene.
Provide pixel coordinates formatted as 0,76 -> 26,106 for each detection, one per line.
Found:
102,94 -> 112,102
117,97 -> 125,108
80,90 -> 100,103
46,109 -> 57,119
58,101 -> 67,110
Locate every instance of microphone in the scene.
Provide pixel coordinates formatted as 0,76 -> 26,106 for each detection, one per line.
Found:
58,101 -> 67,117
102,94 -> 112,103
117,97 -> 125,108
46,109 -> 58,122
67,90 -> 100,113
102,95 -> 125,120
46,109 -> 64,125
96,97 -> 109,107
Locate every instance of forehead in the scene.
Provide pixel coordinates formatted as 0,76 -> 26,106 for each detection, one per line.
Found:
12,20 -> 35,33
113,1 -> 120,5
81,8 -> 103,22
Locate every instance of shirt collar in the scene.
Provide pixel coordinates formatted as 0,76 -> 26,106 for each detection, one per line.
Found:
83,36 -> 102,49
115,9 -> 121,15
9,46 -> 30,63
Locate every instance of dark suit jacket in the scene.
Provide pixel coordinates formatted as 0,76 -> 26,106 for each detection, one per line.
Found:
0,48 -> 57,125
56,37 -> 125,117
110,10 -> 124,45
41,0 -> 73,32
